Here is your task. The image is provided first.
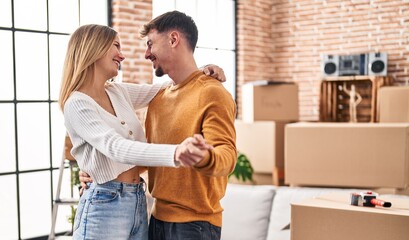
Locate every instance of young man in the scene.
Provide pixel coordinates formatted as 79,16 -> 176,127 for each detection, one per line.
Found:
140,11 -> 237,239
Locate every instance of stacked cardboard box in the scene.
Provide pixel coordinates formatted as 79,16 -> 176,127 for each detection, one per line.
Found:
378,86 -> 409,123
285,122 -> 409,191
242,82 -> 299,122
236,81 -> 299,185
235,121 -> 286,185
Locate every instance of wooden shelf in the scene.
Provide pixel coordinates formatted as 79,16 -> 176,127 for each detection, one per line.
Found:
322,75 -> 392,82
319,76 -> 393,122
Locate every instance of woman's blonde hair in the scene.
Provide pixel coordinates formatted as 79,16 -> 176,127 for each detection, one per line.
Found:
59,24 -> 118,111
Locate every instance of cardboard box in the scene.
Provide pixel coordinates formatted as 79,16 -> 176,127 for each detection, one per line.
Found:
285,122 -> 409,188
235,120 -> 289,185
378,86 -> 409,122
242,81 -> 299,122
291,192 -> 409,240
372,187 -> 409,196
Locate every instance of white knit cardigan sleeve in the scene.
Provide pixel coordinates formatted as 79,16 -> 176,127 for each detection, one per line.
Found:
118,81 -> 172,109
64,95 -> 178,167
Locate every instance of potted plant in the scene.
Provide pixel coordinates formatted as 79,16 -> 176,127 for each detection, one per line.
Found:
229,152 -> 255,183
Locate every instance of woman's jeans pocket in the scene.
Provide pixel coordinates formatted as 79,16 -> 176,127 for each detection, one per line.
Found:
90,188 -> 119,203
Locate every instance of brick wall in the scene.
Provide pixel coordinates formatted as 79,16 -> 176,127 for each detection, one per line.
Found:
112,0 -> 153,85
111,0 -> 153,120
238,0 -> 409,121
112,0 -> 409,121
236,0 -> 276,119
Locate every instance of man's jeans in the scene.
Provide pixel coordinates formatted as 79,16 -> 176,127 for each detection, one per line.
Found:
148,215 -> 221,240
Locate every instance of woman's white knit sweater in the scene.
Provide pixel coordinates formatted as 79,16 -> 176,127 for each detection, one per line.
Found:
64,81 -> 177,184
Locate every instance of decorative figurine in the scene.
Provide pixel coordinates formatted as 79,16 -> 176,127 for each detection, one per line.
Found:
343,82 -> 362,122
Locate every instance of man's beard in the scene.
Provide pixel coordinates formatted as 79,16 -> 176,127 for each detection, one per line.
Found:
155,66 -> 165,77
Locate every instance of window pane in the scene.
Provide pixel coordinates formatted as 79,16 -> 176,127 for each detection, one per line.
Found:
0,104 -> 16,173
80,0 -> 108,25
176,0 -> 197,20
14,0 -> 47,31
217,0 -> 235,50
50,34 -> 70,101
0,30 -> 14,100
197,0 -> 217,48
20,171 -> 51,239
52,169 -> 76,233
0,176 -> 18,239
15,32 -> 48,100
0,0 -> 12,27
153,0 -> 175,18
17,103 -> 50,171
152,0 -> 236,99
49,0 -> 79,33
195,48 -> 236,98
51,102 -> 67,168
218,50 -> 236,99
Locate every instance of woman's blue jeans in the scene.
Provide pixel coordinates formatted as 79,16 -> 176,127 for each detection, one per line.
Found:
73,179 -> 148,240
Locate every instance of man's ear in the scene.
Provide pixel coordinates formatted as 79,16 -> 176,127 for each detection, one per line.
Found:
169,31 -> 179,46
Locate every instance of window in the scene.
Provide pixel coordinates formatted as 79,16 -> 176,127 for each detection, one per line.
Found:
152,0 -> 237,99
0,0 -> 110,238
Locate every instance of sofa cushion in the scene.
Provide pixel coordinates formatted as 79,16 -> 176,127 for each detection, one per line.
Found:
221,184 -> 277,240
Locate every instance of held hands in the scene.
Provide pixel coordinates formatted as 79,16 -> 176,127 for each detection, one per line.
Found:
175,134 -> 213,167
201,64 -> 226,82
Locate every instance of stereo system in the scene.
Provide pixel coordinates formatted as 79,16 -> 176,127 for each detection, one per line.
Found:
322,52 -> 387,77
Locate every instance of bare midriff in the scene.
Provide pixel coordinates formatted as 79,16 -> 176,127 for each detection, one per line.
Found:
114,166 -> 141,184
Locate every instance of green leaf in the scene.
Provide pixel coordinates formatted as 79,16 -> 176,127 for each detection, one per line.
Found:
229,152 -> 254,183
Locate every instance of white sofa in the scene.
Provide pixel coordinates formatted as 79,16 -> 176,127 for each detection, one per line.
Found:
220,184 -> 374,240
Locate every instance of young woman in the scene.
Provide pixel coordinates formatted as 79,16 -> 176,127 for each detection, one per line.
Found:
59,24 -> 222,240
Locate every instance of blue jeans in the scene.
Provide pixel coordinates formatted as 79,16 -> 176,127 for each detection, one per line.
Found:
148,216 -> 221,240
73,179 -> 148,240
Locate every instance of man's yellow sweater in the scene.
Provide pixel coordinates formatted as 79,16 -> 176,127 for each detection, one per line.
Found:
146,70 -> 237,227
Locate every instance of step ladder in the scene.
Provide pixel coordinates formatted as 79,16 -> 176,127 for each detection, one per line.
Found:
49,135 -> 79,240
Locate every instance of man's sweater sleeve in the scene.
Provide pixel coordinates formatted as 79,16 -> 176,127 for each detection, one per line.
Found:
194,84 -> 237,177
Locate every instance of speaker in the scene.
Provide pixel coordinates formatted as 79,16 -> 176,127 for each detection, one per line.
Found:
322,54 -> 339,77
368,52 -> 387,76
